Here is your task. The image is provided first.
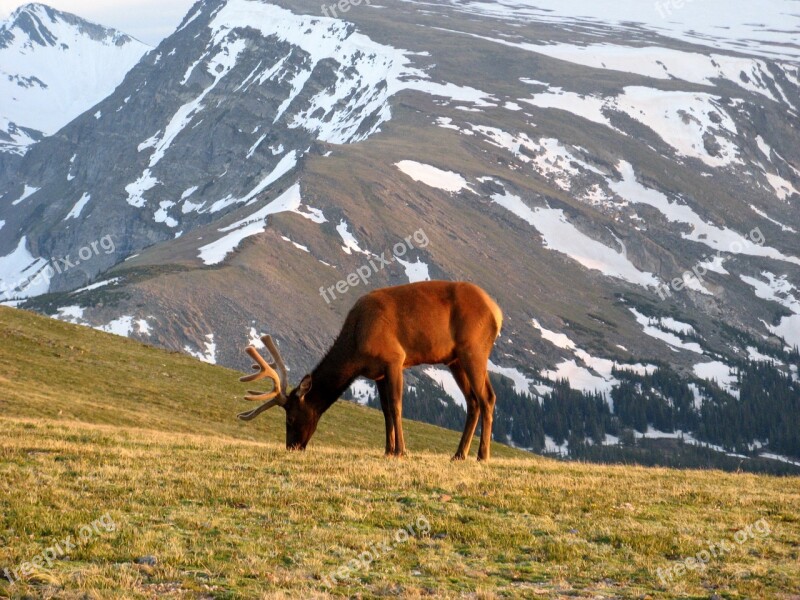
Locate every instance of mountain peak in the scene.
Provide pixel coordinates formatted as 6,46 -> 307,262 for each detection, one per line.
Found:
0,2 -> 149,153
10,2 -> 51,18
10,2 -> 101,25
2,2 -> 144,48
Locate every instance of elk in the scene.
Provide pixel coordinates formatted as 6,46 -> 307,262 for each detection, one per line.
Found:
237,281 -> 503,461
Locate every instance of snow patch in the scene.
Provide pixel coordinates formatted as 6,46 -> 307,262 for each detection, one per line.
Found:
694,360 -> 739,398
489,184 -> 659,288
523,43 -> 794,105
336,220 -> 370,255
396,161 -> 471,193
198,183 -> 324,265
210,151 -> 300,213
532,318 -> 657,396
740,272 -> 800,348
0,236 -> 49,300
524,87 -> 742,168
630,308 -> 703,354
611,162 -> 800,265
11,185 -> 40,206
184,334 -> 217,364
281,236 -> 309,253
73,277 -> 120,294
423,367 -> 466,409
487,360 -> 533,396
65,193 -> 91,219
99,316 -> 142,338
395,257 -> 430,283
349,379 -> 377,405
154,201 -> 179,228
124,169 -> 159,208
55,305 -> 85,323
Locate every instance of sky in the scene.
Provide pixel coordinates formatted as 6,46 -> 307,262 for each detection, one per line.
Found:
0,0 -> 197,45
1,0 -> 799,56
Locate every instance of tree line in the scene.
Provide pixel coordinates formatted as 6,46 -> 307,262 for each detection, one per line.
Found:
346,353 -> 800,473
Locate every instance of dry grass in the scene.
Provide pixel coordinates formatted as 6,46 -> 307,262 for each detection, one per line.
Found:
1,307 -> 799,598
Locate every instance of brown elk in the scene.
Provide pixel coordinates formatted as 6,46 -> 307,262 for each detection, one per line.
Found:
237,281 -> 503,461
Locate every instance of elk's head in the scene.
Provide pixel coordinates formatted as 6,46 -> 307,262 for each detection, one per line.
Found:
237,335 -> 319,450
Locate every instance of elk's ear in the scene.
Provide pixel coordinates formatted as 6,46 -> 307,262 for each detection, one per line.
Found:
297,374 -> 312,396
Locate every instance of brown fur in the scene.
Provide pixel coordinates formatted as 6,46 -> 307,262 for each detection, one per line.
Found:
253,281 -> 503,461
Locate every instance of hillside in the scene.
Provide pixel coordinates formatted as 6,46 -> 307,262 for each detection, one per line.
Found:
0,305 -> 518,454
1,306 -> 800,598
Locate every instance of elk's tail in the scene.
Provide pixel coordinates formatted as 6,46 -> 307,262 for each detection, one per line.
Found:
489,298 -> 503,339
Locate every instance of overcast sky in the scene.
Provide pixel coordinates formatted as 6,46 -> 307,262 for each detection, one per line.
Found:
0,0 -> 198,46
3,0 -> 799,53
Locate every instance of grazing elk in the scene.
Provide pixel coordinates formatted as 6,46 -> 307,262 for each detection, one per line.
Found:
237,281 -> 503,461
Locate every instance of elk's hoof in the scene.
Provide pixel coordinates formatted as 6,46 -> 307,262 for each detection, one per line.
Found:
384,450 -> 408,458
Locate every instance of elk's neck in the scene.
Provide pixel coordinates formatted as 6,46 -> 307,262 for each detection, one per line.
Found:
306,348 -> 360,414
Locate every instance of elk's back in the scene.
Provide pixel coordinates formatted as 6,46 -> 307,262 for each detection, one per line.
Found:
349,281 -> 502,367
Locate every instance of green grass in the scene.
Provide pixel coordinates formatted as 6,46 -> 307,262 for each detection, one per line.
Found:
1,306 -> 799,599
0,306 -> 521,456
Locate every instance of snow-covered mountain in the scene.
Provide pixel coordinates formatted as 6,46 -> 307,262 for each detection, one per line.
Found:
1,0 -> 800,463
0,3 -> 149,155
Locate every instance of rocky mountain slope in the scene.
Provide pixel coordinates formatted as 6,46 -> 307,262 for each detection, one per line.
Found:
0,3 -> 149,155
2,0 -> 800,461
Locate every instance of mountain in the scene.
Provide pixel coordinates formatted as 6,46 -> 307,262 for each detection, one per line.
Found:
0,3 -> 149,155
2,0 -> 800,465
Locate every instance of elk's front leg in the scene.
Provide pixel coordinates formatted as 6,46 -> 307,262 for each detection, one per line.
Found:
377,378 -> 395,456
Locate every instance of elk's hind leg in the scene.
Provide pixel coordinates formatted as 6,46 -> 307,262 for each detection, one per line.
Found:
450,361 -> 479,461
475,373 -> 497,461
460,353 -> 496,462
377,378 -> 396,456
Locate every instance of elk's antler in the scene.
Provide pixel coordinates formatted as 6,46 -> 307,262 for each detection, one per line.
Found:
237,397 -> 284,421
261,335 -> 288,397
237,335 -> 288,420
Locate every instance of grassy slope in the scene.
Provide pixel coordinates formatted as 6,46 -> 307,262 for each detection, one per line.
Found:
1,307 -> 799,599
0,306 -> 520,455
